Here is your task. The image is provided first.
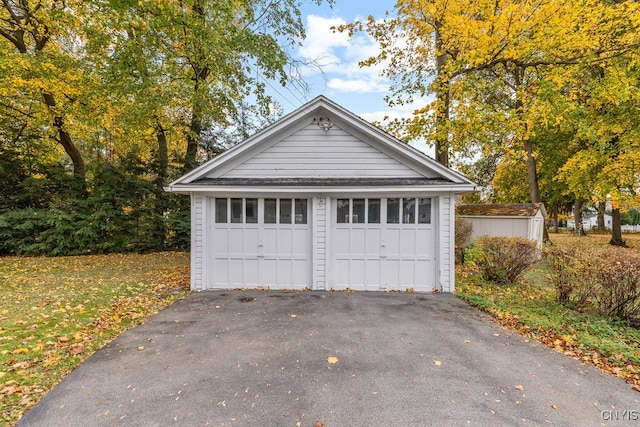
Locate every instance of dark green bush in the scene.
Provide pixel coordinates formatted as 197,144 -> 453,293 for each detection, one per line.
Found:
466,236 -> 540,284
0,155 -> 190,256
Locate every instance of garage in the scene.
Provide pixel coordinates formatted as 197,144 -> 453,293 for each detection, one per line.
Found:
331,197 -> 436,291
167,96 -> 475,292
209,197 -> 312,289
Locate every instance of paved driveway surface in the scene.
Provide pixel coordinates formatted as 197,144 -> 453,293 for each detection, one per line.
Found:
17,291 -> 640,426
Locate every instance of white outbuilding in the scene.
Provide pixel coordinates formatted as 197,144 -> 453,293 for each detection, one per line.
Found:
167,96 -> 476,292
456,203 -> 547,247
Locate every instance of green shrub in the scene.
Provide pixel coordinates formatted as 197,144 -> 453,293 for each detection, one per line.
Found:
466,236 -> 540,284
545,246 -> 640,327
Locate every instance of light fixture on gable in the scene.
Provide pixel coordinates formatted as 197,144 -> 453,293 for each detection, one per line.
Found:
314,117 -> 333,131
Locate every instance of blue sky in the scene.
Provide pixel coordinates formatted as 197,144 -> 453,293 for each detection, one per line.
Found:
260,0 -> 435,155
267,1 -> 428,129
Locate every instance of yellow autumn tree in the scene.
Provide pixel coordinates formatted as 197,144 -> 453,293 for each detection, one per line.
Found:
346,0 -> 640,207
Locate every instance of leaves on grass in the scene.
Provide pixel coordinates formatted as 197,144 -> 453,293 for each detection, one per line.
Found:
456,242 -> 640,393
0,252 -> 190,425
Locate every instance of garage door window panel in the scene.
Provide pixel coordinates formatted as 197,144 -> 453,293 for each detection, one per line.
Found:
352,199 -> 365,223
418,198 -> 431,224
231,198 -> 243,223
337,199 -> 349,223
387,198 -> 400,224
264,199 -> 277,224
368,199 -> 381,224
280,199 -> 292,224
403,198 -> 416,224
246,198 -> 258,223
215,198 -> 227,223
295,199 -> 307,224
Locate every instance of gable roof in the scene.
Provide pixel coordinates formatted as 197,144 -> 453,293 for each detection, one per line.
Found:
456,203 -> 547,218
167,96 -> 476,192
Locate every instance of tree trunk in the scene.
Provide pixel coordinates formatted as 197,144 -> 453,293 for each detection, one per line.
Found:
42,92 -> 85,177
610,208 -> 626,246
553,208 -> 559,233
513,66 -> 549,243
434,26 -> 449,167
597,201 -> 606,229
153,117 -> 169,248
574,200 -> 586,236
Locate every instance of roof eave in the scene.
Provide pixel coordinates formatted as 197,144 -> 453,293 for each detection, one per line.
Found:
165,183 -> 477,195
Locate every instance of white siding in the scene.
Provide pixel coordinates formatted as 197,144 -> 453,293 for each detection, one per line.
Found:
466,217 -> 530,241
191,194 -> 205,291
439,194 -> 454,293
312,197 -> 327,290
218,123 -> 424,178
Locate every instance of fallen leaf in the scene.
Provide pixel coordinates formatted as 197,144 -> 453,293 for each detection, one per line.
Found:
137,346 -> 145,351
433,360 -> 442,366
515,385 -> 525,391
69,345 -> 84,355
326,356 -> 339,364
464,340 -> 471,344
551,404 -> 558,410
290,314 -> 297,318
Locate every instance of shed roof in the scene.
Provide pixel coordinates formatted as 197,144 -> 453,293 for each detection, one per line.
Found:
456,203 -> 546,217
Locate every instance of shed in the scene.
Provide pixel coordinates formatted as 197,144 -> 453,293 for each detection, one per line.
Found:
167,96 -> 476,292
456,203 -> 547,247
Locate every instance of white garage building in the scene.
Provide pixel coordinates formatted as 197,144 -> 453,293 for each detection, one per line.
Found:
167,96 -> 476,292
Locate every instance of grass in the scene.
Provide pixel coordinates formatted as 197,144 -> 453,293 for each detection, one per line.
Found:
0,252 -> 190,426
455,232 -> 640,390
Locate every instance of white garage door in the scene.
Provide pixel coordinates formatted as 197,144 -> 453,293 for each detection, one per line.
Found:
331,197 -> 436,292
210,197 -> 311,289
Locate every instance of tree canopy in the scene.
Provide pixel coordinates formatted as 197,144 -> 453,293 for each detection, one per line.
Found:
345,0 -> 640,244
0,0 -> 330,255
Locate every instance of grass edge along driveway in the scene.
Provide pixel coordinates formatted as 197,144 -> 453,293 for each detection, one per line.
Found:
0,252 -> 191,426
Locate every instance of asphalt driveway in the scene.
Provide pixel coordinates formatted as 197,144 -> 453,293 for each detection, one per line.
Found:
17,291 -> 640,426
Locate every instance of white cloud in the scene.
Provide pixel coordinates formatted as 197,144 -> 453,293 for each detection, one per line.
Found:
326,77 -> 388,93
299,15 -> 351,73
299,14 -> 389,93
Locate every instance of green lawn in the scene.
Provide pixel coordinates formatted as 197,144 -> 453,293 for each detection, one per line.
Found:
0,252 -> 190,426
456,233 -> 640,391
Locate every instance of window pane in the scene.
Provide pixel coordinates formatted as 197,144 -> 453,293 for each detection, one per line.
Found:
245,198 -> 258,223
230,198 -> 243,223
280,199 -> 292,224
337,199 -> 350,223
387,198 -> 400,224
264,199 -> 277,224
352,199 -> 365,223
215,198 -> 227,223
403,198 -> 416,224
295,199 -> 307,224
368,199 -> 380,224
418,198 -> 431,224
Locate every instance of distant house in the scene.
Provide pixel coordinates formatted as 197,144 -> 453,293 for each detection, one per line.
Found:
567,212 -> 612,230
456,203 -> 547,247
